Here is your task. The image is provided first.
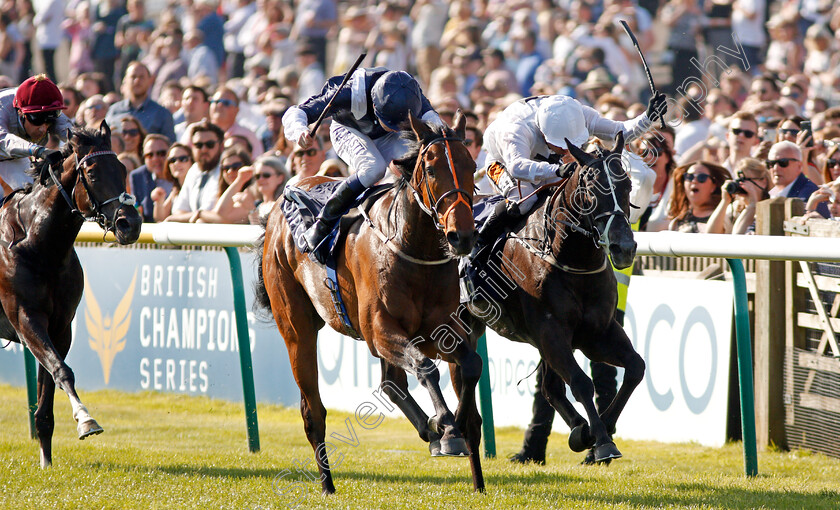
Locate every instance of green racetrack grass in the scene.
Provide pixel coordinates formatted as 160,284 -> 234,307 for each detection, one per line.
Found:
0,384 -> 838,510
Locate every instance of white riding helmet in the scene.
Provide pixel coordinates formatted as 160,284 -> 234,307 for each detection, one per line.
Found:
535,96 -> 588,149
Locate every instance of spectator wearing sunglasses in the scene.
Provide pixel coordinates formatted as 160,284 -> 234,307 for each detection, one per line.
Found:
821,145 -> 840,184
0,74 -> 73,193
165,120 -> 224,221
723,111 -> 759,176
287,137 -> 326,187
251,156 -> 289,222
667,161 -> 729,233
767,140 -> 829,218
129,134 -> 173,222
208,87 -> 262,160
193,147 -> 255,224
150,143 -> 193,222
775,116 -> 822,185
80,94 -> 108,128
120,115 -> 146,162
105,61 -> 176,143
708,158 -> 770,235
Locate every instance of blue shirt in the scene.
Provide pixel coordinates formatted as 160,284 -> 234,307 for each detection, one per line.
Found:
106,97 -> 176,143
297,67 -> 435,140
129,165 -> 173,222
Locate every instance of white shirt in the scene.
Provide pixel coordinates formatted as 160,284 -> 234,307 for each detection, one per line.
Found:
173,163 -> 221,212
483,96 -> 651,184
33,0 -> 64,49
732,0 -> 766,47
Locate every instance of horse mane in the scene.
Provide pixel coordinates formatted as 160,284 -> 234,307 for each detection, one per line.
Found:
391,121 -> 458,183
26,126 -> 109,186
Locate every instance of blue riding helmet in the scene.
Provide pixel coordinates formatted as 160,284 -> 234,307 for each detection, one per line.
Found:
371,71 -> 422,131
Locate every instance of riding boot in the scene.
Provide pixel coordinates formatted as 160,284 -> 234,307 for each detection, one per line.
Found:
469,200 -> 521,260
303,174 -> 365,252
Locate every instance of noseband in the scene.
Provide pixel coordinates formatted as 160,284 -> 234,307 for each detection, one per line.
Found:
407,135 -> 473,230
46,149 -> 136,232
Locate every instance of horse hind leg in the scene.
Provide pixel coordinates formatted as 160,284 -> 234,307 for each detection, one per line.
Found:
34,366 -> 56,468
378,360 -> 443,455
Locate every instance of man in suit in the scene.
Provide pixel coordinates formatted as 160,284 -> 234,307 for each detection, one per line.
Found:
767,140 -> 829,218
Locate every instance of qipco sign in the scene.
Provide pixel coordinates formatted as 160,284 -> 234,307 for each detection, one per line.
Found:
619,276 -> 734,447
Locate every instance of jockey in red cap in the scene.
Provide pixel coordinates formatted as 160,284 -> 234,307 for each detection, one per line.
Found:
0,74 -> 74,194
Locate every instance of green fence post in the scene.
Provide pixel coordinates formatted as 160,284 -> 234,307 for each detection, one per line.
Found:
476,333 -> 496,458
224,247 -> 260,453
23,346 -> 38,439
727,258 -> 758,477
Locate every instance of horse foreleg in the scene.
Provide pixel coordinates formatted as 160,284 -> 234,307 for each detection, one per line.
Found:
19,318 -> 102,445
447,347 -> 485,492
543,346 -> 620,463
582,321 -> 645,436
379,360 -> 441,451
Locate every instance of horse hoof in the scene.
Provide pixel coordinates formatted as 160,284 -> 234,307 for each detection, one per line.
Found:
568,424 -> 595,452
438,437 -> 470,457
78,419 -> 104,440
594,442 -> 622,463
429,440 -> 443,457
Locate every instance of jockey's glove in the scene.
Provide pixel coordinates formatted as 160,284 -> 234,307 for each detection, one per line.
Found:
555,161 -> 578,178
34,146 -> 63,168
646,91 -> 668,124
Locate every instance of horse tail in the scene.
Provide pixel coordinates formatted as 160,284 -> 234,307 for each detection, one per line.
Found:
252,216 -> 272,319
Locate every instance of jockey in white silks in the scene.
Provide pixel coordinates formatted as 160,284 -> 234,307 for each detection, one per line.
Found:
470,92 -> 666,257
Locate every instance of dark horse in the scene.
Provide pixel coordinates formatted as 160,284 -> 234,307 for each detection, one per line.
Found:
256,112 -> 486,494
0,121 -> 142,467
459,132 -> 645,463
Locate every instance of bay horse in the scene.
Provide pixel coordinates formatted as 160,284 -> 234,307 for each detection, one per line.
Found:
256,112 -> 485,494
0,121 -> 142,467
458,132 -> 645,463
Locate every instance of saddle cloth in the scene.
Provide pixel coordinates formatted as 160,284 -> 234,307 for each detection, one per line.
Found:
282,180 -> 391,264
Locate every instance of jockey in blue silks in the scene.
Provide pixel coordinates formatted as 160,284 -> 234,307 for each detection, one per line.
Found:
282,67 -> 443,251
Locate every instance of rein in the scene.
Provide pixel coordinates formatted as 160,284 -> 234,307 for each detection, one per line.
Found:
46,149 -> 136,233
512,157 -> 629,274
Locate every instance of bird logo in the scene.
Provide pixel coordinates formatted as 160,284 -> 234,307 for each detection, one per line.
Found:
85,270 -> 136,384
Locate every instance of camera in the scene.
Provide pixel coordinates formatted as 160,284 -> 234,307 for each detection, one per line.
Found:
724,179 -> 747,195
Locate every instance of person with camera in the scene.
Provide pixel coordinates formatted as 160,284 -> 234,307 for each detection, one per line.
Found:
707,157 -> 770,234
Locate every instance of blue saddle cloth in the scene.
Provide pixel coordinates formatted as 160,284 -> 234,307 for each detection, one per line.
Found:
282,180 -> 391,264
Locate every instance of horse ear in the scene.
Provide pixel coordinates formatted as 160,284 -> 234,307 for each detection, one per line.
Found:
408,110 -> 433,140
565,138 -> 593,165
99,119 -> 111,140
453,109 -> 466,139
613,131 -> 624,154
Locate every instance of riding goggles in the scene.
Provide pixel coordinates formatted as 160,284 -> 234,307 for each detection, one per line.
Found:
24,111 -> 60,126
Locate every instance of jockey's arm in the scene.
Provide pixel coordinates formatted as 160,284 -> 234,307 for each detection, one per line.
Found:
581,104 -> 652,145
0,128 -> 42,159
502,127 -> 560,183
282,74 -> 351,144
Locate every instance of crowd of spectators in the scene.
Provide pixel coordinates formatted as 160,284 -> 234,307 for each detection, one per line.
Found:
0,0 -> 838,227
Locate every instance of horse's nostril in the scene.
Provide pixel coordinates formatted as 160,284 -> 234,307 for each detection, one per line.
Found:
115,217 -> 130,231
446,231 -> 461,246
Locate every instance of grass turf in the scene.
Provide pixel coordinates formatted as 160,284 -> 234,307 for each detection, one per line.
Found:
0,384 -> 838,509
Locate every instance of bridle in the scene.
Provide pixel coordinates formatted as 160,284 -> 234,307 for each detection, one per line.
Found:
407,135 -> 473,230
46,148 -> 136,232
546,156 -> 629,249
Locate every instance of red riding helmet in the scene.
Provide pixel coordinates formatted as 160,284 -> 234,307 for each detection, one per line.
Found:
13,74 -> 66,113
